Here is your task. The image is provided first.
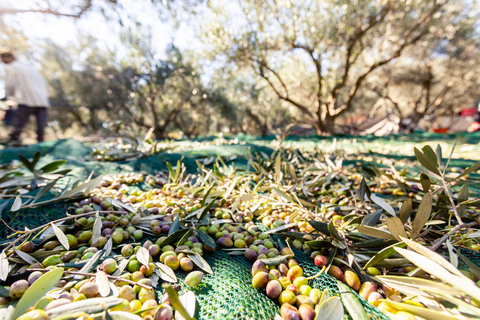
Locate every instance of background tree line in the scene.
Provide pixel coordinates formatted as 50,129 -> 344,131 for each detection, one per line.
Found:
1,0 -> 479,138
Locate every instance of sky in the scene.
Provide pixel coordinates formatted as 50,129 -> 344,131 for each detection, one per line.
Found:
0,0 -> 199,96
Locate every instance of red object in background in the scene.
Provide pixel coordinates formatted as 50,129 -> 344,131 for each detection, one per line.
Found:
468,122 -> 480,132
433,128 -> 449,133
459,108 -> 479,117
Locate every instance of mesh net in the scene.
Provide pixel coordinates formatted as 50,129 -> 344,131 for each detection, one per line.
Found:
2,138 -> 480,319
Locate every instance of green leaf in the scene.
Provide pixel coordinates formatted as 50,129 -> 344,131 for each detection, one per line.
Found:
314,296 -> 343,320
157,229 -> 191,248
18,154 -> 34,172
14,249 -> 39,265
361,209 -> 382,227
385,217 -> 407,241
91,212 -> 102,245
399,199 -> 412,224
308,220 -> 331,236
274,152 -> 282,183
414,147 -> 441,176
358,177 -> 370,202
33,179 -> 58,202
363,242 -> 406,269
136,247 -> 150,267
39,160 -> 67,173
356,226 -> 396,240
382,300 -> 458,320
11,195 -> 22,212
272,187 -> 292,203
411,193 -> 432,239
328,221 -> 343,241
166,162 -> 175,183
197,198 -> 216,223
0,250 -> 9,281
155,262 -> 177,283
176,290 -> 196,320
376,275 -> 463,296
422,145 -> 438,168
188,252 -> 213,275
176,228 -> 193,247
10,267 -> 64,320
258,255 -> 288,266
401,237 -> 466,279
370,194 -> 395,216
30,152 -> 41,168
96,269 -> 110,297
457,252 -> 480,280
394,247 -> 480,301
419,173 -> 431,193
197,229 -> 216,248
454,160 -> 480,181
51,222 -> 70,250
59,175 -> 103,199
305,240 -> 333,250
163,284 -> 192,320
435,144 -> 443,168
337,282 -> 369,320
169,213 -> 180,235
457,184 -> 469,216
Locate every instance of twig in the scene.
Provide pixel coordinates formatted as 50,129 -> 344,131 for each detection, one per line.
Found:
0,195 -> 35,199
3,211 -> 125,252
26,268 -> 154,290
429,221 -> 477,251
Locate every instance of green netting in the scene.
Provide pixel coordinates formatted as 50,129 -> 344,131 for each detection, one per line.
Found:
2,137 -> 480,319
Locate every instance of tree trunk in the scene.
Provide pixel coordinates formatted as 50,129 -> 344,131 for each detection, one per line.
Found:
316,114 -> 336,135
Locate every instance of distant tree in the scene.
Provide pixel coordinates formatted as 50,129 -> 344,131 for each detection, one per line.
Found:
197,0 -> 479,133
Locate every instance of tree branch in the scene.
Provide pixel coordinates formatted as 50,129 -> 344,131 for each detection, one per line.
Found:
0,1 -> 94,18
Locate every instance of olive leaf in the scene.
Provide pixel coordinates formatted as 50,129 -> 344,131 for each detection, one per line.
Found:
399,199 -> 412,224
96,270 -> 111,297
188,252 -> 213,275
91,213 -> 102,246
457,184 -> 469,216
11,195 -> 22,212
274,152 -> 282,183
337,282 -> 369,320
356,226 -> 396,240
14,249 -> 39,265
272,188 -> 292,202
175,290 -> 196,320
155,262 -> 177,283
258,255 -> 288,266
314,296 -> 343,320
0,250 -> 9,281
370,194 -> 395,216
420,173 -> 431,193
104,238 -> 113,256
361,209 -> 383,227
363,242 -> 406,269
136,247 -> 150,267
33,179 -> 59,202
39,160 -> 67,173
163,284 -> 192,320
358,177 -> 371,202
157,229 -> 191,248
382,300 -> 458,320
10,267 -> 64,320
411,193 -> 432,239
308,220 -> 331,236
197,229 -> 216,248
169,213 -> 180,235
385,217 -> 407,241
197,198 -> 216,223
453,160 -> 480,181
51,222 -> 70,250
414,147 -> 441,176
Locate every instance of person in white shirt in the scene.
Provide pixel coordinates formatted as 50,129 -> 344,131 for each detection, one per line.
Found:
1,51 -> 50,143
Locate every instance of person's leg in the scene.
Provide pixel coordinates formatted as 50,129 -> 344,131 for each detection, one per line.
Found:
34,107 -> 48,142
9,105 -> 31,142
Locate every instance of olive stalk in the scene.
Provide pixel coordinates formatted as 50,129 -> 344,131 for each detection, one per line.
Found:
26,268 -> 154,290
429,221 -> 477,251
